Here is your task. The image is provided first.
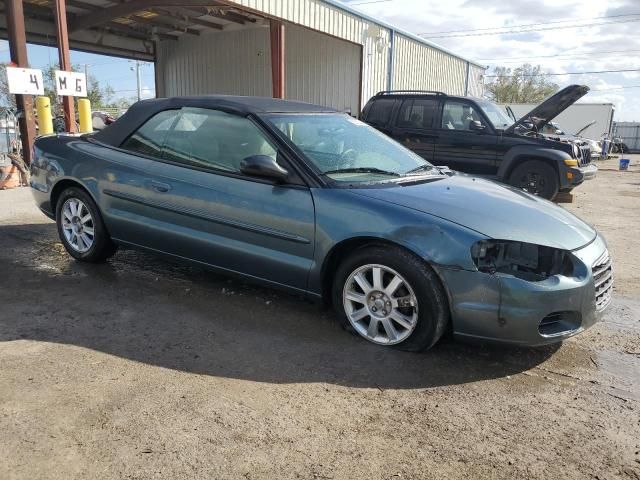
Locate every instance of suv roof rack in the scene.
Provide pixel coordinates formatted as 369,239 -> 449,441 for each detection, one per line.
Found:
375,90 -> 447,96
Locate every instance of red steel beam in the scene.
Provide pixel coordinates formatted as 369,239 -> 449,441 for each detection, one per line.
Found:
54,0 -> 77,133
270,20 -> 285,99
5,0 -> 36,164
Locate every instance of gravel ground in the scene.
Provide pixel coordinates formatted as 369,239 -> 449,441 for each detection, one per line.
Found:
1,156 -> 639,479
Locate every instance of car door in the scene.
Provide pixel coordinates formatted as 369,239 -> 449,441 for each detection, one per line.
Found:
105,107 -> 316,290
390,98 -> 438,163
434,100 -> 498,174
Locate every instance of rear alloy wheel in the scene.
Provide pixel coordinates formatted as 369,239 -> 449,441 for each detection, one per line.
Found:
61,197 -> 94,253
333,245 -> 449,351
508,160 -> 559,200
56,187 -> 117,262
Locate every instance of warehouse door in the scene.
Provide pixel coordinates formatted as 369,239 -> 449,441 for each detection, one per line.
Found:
285,24 -> 362,116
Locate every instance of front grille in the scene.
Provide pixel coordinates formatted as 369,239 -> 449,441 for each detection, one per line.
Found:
580,145 -> 591,166
592,250 -> 613,311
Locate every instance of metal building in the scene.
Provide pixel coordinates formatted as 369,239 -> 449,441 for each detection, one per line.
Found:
155,0 -> 486,114
3,0 -> 485,161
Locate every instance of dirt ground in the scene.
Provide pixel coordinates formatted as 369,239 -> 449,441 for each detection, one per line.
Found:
1,156 -> 639,480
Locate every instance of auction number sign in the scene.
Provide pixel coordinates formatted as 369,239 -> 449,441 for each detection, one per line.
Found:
54,70 -> 87,97
5,67 -> 44,95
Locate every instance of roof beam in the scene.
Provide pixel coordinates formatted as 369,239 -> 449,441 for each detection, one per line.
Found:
153,8 -> 224,31
19,2 -> 177,42
128,14 -> 201,36
194,6 -> 256,25
69,0 -> 223,32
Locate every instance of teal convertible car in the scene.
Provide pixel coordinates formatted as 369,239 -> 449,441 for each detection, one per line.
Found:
31,96 -> 612,351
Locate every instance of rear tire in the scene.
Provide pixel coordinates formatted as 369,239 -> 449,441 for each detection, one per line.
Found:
508,160 -> 559,200
55,187 -> 117,263
332,245 -> 449,352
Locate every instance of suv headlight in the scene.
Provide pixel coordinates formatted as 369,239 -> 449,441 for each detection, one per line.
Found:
471,240 -> 574,281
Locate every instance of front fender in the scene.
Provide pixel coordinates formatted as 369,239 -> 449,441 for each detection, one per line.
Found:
497,145 -> 571,180
307,188 -> 486,294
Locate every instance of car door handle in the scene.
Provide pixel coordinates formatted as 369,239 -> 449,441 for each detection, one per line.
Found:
149,180 -> 171,193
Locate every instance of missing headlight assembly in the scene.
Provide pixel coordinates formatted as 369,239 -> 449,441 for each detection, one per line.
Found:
471,240 -> 574,281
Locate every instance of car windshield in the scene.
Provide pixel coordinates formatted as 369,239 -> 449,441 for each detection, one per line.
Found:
475,99 -> 514,129
265,113 -> 436,183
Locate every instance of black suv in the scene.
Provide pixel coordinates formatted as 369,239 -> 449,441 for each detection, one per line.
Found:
360,85 -> 597,200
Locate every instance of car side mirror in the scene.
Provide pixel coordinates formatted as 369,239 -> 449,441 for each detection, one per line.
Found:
240,154 -> 289,183
469,120 -> 486,132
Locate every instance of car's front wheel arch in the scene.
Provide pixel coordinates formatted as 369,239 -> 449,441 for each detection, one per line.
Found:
330,243 -> 450,351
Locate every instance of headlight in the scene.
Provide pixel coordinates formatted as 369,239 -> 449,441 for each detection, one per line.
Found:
564,158 -> 578,167
471,240 -> 574,281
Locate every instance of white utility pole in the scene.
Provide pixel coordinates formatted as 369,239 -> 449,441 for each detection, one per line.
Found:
130,61 -> 142,102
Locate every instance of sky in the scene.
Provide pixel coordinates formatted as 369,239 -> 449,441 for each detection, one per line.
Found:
1,0 -> 638,120
344,0 -> 640,121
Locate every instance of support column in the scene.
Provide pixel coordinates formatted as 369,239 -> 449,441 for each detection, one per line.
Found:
270,20 -> 285,99
53,0 -> 76,133
6,0 -> 36,164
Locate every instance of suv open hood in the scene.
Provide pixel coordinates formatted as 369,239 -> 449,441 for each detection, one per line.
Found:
505,85 -> 590,134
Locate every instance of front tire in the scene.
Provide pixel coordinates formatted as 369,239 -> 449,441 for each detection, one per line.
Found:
55,187 -> 117,262
508,160 -> 559,200
332,245 -> 449,352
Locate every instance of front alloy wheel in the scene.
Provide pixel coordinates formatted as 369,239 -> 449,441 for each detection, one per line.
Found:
343,264 -> 419,345
333,245 -> 449,351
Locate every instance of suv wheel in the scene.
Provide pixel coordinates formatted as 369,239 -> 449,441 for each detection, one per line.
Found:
332,245 -> 449,352
508,160 -> 559,200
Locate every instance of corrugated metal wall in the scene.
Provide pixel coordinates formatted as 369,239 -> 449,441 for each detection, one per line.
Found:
156,0 -> 485,110
286,24 -> 361,114
222,0 -> 389,106
467,65 -> 485,97
156,28 -> 272,97
156,24 -> 362,114
614,122 -> 640,152
391,34 -> 467,95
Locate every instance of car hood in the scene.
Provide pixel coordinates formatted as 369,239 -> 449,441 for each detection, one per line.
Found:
505,85 -> 590,134
353,175 -> 596,250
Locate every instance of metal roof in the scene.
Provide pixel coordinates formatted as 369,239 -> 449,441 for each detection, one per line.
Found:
93,95 -> 338,145
1,0 -> 484,68
323,0 -> 485,68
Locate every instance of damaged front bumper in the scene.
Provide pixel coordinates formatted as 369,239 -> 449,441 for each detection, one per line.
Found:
436,234 -> 612,346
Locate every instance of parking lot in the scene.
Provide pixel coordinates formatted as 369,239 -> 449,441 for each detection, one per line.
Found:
1,156 -> 639,479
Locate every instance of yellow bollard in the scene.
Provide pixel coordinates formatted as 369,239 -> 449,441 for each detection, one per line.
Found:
78,98 -> 93,133
36,96 -> 53,135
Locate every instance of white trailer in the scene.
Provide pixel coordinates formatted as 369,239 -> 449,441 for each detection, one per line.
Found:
500,103 -> 615,141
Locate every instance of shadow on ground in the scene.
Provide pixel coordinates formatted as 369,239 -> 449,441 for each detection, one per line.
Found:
0,223 -> 559,389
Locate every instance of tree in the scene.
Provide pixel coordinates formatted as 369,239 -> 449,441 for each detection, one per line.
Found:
0,63 -> 17,109
485,64 -> 559,104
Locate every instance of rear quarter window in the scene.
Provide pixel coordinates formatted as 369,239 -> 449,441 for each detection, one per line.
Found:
120,109 -> 179,157
364,98 -> 396,127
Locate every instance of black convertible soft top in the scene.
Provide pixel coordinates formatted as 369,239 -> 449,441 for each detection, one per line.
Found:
93,95 -> 337,147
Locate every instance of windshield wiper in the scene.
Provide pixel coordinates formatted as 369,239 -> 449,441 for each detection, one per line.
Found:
322,167 -> 401,176
403,164 -> 435,175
